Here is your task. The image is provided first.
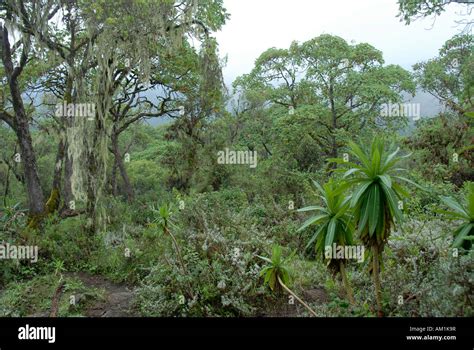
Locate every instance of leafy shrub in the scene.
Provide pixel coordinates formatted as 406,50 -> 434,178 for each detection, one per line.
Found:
134,192 -> 273,316
135,225 -> 268,316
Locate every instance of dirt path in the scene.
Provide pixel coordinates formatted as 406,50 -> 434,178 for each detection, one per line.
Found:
68,272 -> 137,317
262,286 -> 328,317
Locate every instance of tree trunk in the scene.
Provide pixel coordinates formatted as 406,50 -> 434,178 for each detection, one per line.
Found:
62,144 -> 74,208
328,79 -> 338,172
111,156 -> 118,196
3,160 -> 10,207
111,133 -> 134,202
372,244 -> 384,316
45,138 -> 65,214
61,66 -> 75,210
47,56 -> 74,215
1,24 -> 45,223
86,147 -> 98,234
339,260 -> 355,306
16,120 -> 45,221
52,140 -> 64,192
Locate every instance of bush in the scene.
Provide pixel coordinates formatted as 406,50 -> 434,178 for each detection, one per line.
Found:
134,192 -> 273,316
383,219 -> 473,316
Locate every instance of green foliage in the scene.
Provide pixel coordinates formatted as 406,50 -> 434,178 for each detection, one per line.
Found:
40,217 -> 93,268
413,34 -> 473,116
438,182 -> 474,250
127,159 -> 169,200
332,137 -> 419,314
297,180 -> 354,264
397,0 -> 450,24
151,203 -> 174,232
0,202 -> 27,234
235,34 -> 415,163
405,114 -> 473,186
0,274 -> 104,317
258,245 -> 292,291
385,219 -> 473,316
336,138 -> 415,245
135,192 -> 272,316
0,1 -> 472,320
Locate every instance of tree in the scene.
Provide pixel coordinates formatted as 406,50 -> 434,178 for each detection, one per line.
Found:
413,34 -> 473,117
234,35 -> 415,171
2,0 -> 228,231
107,48 -> 185,201
234,42 -> 307,110
336,138 -> 416,315
300,35 -> 415,165
4,0 -> 105,217
0,127 -> 24,206
404,113 -> 473,186
410,34 -> 473,187
0,1 -> 56,223
297,179 -> 356,305
398,0 -> 474,29
1,0 -> 106,223
164,38 -> 225,191
77,0 -> 227,232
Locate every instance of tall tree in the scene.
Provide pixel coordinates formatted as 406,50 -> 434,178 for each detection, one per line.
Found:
235,35 -> 415,171
0,1 -> 58,222
337,138 -> 417,316
73,0 -> 228,232
413,34 -> 473,116
300,35 -> 415,164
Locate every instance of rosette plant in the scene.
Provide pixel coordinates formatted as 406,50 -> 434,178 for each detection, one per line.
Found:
438,183 -> 474,251
297,179 -> 355,305
258,245 -> 317,316
333,137 -> 417,315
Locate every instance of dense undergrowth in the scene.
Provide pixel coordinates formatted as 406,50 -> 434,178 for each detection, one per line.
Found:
1,169 -> 472,317
0,0 -> 472,319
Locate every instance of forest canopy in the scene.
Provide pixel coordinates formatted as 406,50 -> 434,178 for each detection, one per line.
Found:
0,0 -> 472,319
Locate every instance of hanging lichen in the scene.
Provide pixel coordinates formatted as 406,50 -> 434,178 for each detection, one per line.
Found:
65,0 -> 204,234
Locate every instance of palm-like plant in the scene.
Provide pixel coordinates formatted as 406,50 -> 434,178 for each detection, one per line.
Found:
151,203 -> 195,299
334,137 -> 416,315
152,203 -> 174,232
438,183 -> 474,250
258,245 -> 317,316
151,203 -> 186,273
297,179 -> 356,305
0,202 -> 26,233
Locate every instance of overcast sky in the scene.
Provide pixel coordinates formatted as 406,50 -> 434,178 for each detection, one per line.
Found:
215,0 -> 470,86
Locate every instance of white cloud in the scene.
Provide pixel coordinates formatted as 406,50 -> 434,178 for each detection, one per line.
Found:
215,0 -> 468,86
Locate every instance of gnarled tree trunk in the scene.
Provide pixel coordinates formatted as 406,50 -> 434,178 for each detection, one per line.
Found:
1,24 -> 45,222
111,133 -> 134,202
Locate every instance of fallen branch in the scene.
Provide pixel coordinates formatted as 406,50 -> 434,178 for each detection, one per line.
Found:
277,276 -> 318,317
